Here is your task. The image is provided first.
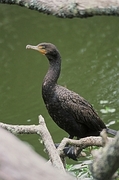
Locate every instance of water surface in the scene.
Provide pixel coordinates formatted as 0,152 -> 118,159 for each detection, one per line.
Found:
0,5 -> 119,159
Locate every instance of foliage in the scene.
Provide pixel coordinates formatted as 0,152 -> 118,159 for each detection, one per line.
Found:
66,147 -> 96,179
66,145 -> 119,180
66,160 -> 93,179
100,106 -> 116,114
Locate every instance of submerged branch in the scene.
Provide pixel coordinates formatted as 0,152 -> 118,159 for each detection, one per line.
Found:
0,0 -> 119,18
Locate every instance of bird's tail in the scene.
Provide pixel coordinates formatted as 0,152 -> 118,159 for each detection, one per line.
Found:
106,127 -> 117,136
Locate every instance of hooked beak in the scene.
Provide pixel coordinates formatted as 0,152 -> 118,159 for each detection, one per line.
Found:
26,44 -> 46,55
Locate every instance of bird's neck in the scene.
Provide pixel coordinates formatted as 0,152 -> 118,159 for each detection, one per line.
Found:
42,56 -> 61,94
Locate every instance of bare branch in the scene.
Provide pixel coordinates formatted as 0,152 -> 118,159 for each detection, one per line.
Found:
91,131 -> 119,180
0,127 -> 75,180
57,136 -> 113,154
0,119 -> 114,161
0,115 -> 64,171
37,115 -> 65,170
57,135 -> 113,160
0,118 -> 119,179
0,122 -> 38,134
0,0 -> 119,18
100,129 -> 109,146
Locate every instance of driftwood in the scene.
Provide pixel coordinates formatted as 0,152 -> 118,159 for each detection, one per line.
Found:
0,115 -> 64,170
90,131 -> 119,180
0,0 -> 119,18
0,116 -> 113,161
0,127 -> 75,180
0,116 -> 119,179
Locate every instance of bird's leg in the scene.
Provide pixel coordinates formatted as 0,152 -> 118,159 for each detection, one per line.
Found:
54,142 -> 77,161
59,135 -> 77,160
54,135 -> 78,160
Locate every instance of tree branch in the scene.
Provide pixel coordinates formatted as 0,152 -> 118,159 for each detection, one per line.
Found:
0,0 -> 119,18
0,115 -> 64,171
90,131 -> 119,180
57,135 -> 113,159
0,118 -> 119,179
0,127 -> 75,180
37,115 -> 65,170
0,118 -> 114,161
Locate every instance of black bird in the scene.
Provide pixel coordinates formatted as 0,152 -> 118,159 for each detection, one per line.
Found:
26,42 -> 117,139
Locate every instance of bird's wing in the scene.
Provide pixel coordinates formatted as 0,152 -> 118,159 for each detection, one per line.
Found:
57,86 -> 106,131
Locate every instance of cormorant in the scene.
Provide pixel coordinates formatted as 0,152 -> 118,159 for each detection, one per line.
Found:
26,42 -> 117,139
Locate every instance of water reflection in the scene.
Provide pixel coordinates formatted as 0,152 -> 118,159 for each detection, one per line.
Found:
0,5 -> 119,159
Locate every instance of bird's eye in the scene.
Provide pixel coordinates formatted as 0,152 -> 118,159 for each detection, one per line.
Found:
41,45 -> 46,49
38,45 -> 46,49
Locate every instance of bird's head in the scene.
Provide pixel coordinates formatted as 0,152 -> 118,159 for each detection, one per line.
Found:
26,42 -> 60,60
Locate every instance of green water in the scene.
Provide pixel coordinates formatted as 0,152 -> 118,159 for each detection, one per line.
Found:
0,5 -> 119,159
